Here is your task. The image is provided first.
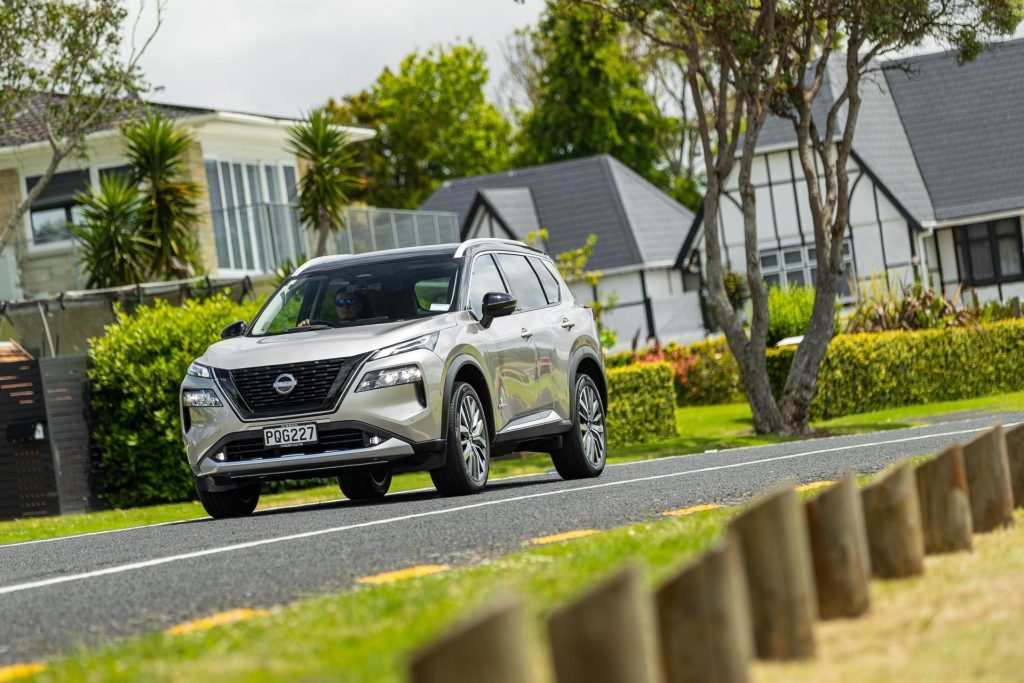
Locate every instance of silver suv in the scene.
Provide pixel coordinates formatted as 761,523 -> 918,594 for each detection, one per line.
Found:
180,239 -> 608,518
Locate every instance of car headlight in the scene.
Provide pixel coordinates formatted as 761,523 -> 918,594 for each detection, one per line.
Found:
182,388 -> 222,407
371,332 -> 439,360
356,365 -> 423,392
187,361 -> 213,379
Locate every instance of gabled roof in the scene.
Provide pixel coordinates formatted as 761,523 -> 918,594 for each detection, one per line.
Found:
0,94 -> 213,147
421,155 -> 695,270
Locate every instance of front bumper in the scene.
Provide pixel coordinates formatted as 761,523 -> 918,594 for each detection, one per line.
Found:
180,349 -> 446,481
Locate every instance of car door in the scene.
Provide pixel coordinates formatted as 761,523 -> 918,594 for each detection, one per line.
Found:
466,253 -> 538,427
493,253 -> 552,418
527,256 -> 575,420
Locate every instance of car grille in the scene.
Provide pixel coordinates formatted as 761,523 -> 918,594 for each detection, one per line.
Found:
215,356 -> 365,419
222,426 -> 367,462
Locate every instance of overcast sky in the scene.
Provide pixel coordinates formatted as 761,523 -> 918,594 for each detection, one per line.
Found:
130,0 -> 546,117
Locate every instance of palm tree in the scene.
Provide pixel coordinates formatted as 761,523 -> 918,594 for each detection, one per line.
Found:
287,109 -> 364,256
71,173 -> 151,288
123,112 -> 203,279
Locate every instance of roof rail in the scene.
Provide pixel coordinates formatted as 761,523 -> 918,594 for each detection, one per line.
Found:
454,238 -> 542,257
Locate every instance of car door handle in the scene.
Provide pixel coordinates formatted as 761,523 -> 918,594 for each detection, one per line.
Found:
560,318 -> 575,330
520,328 -> 533,340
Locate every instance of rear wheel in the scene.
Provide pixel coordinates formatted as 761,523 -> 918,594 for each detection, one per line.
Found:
196,481 -> 261,519
337,468 -> 392,500
431,382 -> 490,496
550,374 -> 606,479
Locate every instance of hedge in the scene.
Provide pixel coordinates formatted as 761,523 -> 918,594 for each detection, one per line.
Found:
606,362 -> 677,448
89,295 -> 264,507
777,319 -> 1024,420
606,339 -> 744,407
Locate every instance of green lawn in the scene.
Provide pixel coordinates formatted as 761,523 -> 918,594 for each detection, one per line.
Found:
4,389 -> 1023,546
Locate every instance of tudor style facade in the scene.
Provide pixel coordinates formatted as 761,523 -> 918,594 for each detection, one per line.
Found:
677,38 -> 1024,328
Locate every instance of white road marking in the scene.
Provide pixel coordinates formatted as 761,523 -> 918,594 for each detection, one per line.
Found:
0,421 -> 1005,597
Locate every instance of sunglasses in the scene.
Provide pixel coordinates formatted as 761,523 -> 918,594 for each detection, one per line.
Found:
335,297 -> 359,306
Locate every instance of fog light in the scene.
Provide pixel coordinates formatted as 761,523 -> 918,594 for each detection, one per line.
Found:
182,388 -> 222,407
368,435 -> 383,446
213,451 -> 226,462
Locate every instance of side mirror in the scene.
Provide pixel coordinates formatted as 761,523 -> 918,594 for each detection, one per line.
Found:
221,320 -> 248,339
480,291 -> 516,328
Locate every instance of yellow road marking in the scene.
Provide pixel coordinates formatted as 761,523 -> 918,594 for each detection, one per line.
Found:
165,608 -> 271,636
795,480 -> 834,493
662,503 -> 722,517
524,529 -> 600,546
0,663 -> 47,682
356,564 -> 450,585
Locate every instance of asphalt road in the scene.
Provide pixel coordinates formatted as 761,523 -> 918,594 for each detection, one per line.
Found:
1,412 -> 1019,665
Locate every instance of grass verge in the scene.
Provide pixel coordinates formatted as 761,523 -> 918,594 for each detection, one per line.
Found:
4,389 -> 1023,546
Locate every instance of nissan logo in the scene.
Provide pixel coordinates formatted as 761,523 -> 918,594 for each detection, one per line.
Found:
272,373 -> 298,395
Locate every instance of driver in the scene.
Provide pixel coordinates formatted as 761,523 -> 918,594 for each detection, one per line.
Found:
298,290 -> 365,327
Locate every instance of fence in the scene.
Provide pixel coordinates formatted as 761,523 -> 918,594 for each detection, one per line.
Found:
0,355 -> 101,520
411,422 -> 1024,682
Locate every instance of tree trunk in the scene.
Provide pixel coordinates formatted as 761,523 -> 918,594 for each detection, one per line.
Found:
655,533 -> 753,683
861,462 -> 925,579
914,444 -> 972,554
410,599 -> 535,683
729,486 -> 817,660
803,475 -> 871,619
315,207 -> 331,257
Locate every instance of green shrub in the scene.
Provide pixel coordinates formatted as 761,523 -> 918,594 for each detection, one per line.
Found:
767,285 -> 839,346
89,295 -> 263,507
611,339 -> 744,407
606,362 -> 677,448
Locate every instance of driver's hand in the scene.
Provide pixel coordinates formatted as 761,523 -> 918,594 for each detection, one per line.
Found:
298,319 -> 310,327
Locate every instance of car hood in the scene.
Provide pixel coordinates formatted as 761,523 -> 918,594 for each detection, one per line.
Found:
200,315 -> 458,370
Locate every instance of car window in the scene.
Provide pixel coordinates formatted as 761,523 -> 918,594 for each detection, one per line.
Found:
496,253 -> 548,311
531,257 -> 561,304
468,254 -> 508,319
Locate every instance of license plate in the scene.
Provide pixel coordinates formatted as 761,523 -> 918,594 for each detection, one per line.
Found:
263,423 -> 318,448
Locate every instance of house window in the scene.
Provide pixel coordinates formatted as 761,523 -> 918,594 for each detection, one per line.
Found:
26,170 -> 89,246
204,160 -> 301,272
954,219 -> 1023,286
759,241 -> 854,297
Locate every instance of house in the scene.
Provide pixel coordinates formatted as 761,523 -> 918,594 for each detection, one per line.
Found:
676,38 -> 1024,328
0,96 -> 460,300
421,154 -> 701,348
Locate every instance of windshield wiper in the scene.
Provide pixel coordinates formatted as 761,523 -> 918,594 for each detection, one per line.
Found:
273,324 -> 332,335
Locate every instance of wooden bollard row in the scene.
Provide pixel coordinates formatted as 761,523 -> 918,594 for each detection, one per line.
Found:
412,422 -> 1024,683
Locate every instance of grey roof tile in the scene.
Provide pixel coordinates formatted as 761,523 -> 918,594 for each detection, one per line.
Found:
421,155 -> 694,269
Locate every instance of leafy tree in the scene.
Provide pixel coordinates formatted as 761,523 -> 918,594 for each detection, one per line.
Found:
287,109 -> 364,257
71,173 -> 149,288
0,0 -> 160,255
585,0 -> 1021,434
515,2 -> 668,183
328,42 -> 512,209
124,112 -> 203,280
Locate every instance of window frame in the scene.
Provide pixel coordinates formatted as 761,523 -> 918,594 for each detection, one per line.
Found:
529,255 -> 562,305
465,252 -> 511,319
758,240 -> 855,300
22,169 -> 91,253
954,218 -> 1024,287
493,251 -> 555,313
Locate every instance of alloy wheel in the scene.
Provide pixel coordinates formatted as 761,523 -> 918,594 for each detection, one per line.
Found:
578,382 -> 606,467
458,393 -> 488,483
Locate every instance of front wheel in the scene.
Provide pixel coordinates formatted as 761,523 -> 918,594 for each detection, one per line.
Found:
550,374 -> 607,479
196,481 -> 261,519
337,468 -> 392,500
431,382 -> 490,496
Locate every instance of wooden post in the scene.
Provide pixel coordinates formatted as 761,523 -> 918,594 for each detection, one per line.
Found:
548,566 -> 663,683
729,486 -> 817,660
655,533 -> 753,683
961,425 -> 1015,532
804,475 -> 871,619
1002,423 -> 1024,509
410,599 -> 535,683
861,462 -> 925,579
914,444 -> 973,554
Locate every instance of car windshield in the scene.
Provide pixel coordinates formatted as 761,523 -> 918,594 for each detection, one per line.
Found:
250,255 -> 460,336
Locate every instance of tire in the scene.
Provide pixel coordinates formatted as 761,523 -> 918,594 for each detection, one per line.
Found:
337,468 -> 392,500
430,381 -> 491,496
196,481 -> 261,519
551,374 -> 607,479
